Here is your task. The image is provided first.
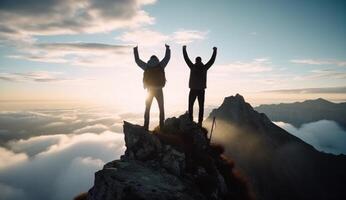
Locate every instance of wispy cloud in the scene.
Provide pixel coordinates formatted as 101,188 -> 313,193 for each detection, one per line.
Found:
0,71 -> 85,82
172,30 -> 208,44
117,29 -> 170,46
8,42 -> 132,67
291,59 -> 346,67
215,58 -> 273,74
117,29 -> 208,46
36,43 -> 130,53
262,86 -> 346,94
294,69 -> 346,80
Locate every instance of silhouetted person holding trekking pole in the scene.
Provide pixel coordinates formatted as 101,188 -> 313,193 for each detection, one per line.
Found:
183,45 -> 217,126
134,44 -> 171,130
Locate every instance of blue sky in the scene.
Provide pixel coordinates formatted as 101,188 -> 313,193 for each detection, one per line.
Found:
0,0 -> 346,109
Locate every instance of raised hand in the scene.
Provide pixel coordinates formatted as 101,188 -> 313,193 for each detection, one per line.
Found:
165,43 -> 170,48
213,46 -> 217,51
183,45 -> 187,49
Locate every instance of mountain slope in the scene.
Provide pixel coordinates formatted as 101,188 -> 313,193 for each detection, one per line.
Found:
255,98 -> 346,129
206,94 -> 346,200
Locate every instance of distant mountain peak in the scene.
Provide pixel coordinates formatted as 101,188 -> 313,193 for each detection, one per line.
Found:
224,93 -> 246,104
306,97 -> 332,104
221,94 -> 253,113
208,94 -> 306,146
210,94 -> 272,130
255,96 -> 346,130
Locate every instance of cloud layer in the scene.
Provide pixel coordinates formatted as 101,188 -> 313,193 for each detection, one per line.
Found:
275,120 -> 346,155
0,108 -> 131,200
1,106 -> 346,200
0,132 -> 125,200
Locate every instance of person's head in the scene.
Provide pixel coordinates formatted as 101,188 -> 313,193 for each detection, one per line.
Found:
150,55 -> 159,62
148,55 -> 160,65
195,56 -> 202,64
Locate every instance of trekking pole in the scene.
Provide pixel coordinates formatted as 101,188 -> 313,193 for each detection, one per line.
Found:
209,116 -> 216,144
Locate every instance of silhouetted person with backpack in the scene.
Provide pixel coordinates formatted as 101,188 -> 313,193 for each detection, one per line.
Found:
183,45 -> 217,126
134,44 -> 171,130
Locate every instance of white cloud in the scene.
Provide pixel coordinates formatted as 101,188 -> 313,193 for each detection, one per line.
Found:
7,134 -> 66,157
0,109 -> 124,143
117,29 -> 170,46
0,131 -> 125,200
0,107 -> 137,200
6,42 -> 133,67
73,124 -> 109,134
172,30 -> 208,44
291,59 -> 346,67
275,120 -> 346,155
294,69 -> 346,81
0,71 -> 79,82
0,147 -> 28,170
53,157 -> 103,200
215,58 -> 273,74
117,29 -> 208,46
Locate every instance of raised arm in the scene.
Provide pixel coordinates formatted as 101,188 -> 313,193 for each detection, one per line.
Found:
205,47 -> 217,70
183,45 -> 193,68
133,46 -> 146,70
160,44 -> 171,68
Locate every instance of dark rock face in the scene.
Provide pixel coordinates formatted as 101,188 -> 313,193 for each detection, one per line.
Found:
87,114 -> 253,200
207,94 -> 346,200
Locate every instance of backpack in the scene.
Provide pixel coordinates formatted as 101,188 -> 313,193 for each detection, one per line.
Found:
143,64 -> 166,88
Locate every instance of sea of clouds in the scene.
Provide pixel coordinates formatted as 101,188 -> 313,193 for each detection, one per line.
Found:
0,107 -> 147,200
1,106 -> 345,200
275,120 -> 346,155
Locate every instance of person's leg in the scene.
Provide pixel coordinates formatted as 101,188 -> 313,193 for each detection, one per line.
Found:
188,89 -> 197,122
155,89 -> 165,129
197,90 -> 205,126
144,89 -> 154,130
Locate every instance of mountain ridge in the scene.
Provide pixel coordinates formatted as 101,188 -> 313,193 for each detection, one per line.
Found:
255,98 -> 346,129
206,94 -> 346,200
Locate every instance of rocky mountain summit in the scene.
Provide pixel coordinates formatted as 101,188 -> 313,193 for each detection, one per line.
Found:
86,114 -> 252,200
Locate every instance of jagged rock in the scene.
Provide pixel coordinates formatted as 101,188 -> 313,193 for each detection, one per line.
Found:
87,113 -> 252,200
160,145 -> 185,176
122,121 -> 162,161
88,160 -> 202,200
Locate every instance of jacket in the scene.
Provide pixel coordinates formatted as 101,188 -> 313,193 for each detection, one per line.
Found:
183,48 -> 217,89
134,46 -> 171,89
